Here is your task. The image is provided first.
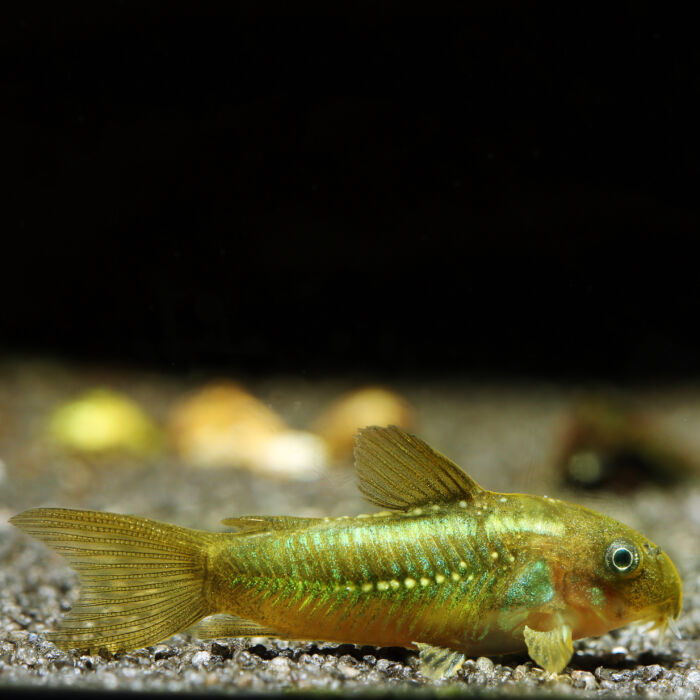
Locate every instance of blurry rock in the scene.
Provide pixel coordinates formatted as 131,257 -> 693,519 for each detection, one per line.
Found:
0,407 -> 10,445
169,382 -> 327,479
49,389 -> 161,455
555,397 -> 695,490
313,386 -> 415,459
255,429 -> 328,480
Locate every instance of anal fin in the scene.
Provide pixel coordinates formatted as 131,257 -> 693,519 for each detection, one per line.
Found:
523,624 -> 573,673
414,642 -> 466,680
188,614 -> 277,639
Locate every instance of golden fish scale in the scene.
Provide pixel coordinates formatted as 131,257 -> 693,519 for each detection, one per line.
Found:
209,499 -> 553,650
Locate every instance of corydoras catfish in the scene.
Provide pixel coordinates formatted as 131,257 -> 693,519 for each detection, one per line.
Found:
11,426 -> 682,678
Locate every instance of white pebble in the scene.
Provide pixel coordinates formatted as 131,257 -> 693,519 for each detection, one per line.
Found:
269,656 -> 290,671
685,670 -> 700,689
191,651 -> 211,667
475,656 -> 494,674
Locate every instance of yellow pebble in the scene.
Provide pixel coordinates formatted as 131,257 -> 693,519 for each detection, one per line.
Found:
50,388 -> 160,455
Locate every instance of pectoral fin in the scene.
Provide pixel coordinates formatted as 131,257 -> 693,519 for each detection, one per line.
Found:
414,642 -> 466,680
523,624 -> 573,673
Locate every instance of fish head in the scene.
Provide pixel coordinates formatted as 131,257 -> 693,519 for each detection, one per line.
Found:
559,506 -> 682,638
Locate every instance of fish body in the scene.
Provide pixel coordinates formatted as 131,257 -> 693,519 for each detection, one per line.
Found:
212,495 -> 678,656
11,426 -> 681,677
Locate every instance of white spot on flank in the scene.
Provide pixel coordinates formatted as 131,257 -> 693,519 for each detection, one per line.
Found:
459,500 -> 467,508
420,577 -> 430,587
404,577 -> 417,589
451,572 -> 461,582
499,497 -> 507,503
377,581 -> 390,591
431,504 -> 440,512
362,582 -> 373,592
459,561 -> 468,569
490,551 -> 499,560
435,574 -> 446,584
390,580 -> 400,590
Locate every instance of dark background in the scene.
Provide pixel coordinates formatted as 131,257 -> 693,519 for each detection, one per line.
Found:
2,3 -> 698,379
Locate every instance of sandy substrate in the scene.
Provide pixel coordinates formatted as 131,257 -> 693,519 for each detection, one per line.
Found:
1,360 -> 700,696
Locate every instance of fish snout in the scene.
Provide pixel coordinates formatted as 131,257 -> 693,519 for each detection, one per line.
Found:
649,548 -> 682,621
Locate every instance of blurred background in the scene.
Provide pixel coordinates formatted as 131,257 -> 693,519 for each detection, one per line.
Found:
2,1 -> 699,380
1,2 -> 700,549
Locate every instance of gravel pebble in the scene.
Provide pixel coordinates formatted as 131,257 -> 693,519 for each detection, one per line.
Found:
190,651 -> 211,667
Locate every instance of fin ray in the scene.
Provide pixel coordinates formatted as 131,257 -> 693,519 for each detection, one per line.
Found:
221,515 -> 322,532
523,624 -> 573,673
10,508 -> 216,653
415,642 -> 466,680
354,426 -> 483,510
188,614 -> 277,639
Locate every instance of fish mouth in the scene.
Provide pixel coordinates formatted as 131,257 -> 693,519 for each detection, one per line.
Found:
642,614 -> 682,641
642,597 -> 681,622
634,596 -> 682,640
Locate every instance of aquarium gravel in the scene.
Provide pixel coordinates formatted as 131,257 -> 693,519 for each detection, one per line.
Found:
2,361 -> 700,695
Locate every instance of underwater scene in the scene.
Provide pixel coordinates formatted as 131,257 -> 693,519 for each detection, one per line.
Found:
2,361 -> 700,694
3,3 -> 699,697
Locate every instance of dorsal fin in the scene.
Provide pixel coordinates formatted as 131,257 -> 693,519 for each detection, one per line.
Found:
354,425 -> 484,511
221,515 -> 321,532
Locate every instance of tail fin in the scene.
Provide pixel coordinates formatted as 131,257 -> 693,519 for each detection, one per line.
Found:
10,508 -> 217,654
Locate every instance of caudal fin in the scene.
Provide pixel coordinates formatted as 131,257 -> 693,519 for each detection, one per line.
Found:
10,508 -> 217,654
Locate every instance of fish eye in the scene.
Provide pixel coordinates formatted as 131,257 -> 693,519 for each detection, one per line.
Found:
605,540 -> 640,575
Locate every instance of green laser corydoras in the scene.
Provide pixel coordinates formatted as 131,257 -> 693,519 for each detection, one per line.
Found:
10,426 -> 681,678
